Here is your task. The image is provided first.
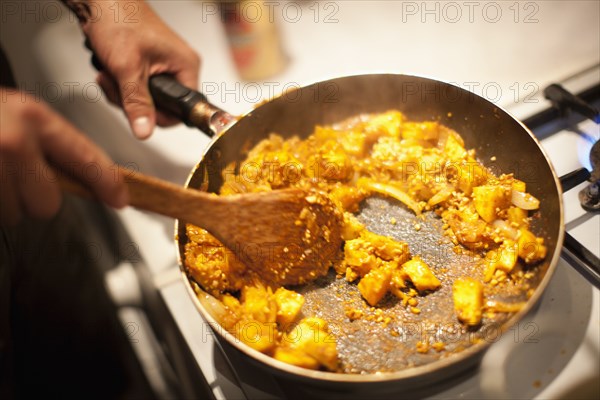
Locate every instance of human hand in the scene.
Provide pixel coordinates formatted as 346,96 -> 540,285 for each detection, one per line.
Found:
0,88 -> 128,225
80,0 -> 201,139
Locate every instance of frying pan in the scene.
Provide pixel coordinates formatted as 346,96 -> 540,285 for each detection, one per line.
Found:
149,73 -> 564,391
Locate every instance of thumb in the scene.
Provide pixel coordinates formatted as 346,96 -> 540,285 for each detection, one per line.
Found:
120,74 -> 156,140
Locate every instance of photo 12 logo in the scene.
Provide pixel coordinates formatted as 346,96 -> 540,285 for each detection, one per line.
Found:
200,1 -> 340,24
401,1 -> 540,24
1,1 -> 140,24
0,81 -> 104,104
200,81 -> 339,105
453,81 -> 540,105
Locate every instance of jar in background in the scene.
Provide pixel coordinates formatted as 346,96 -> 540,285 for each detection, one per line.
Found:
219,1 -> 288,81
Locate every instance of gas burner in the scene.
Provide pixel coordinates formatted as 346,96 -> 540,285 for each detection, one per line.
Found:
580,181 -> 600,212
591,140 -> 600,177
579,140 -> 600,212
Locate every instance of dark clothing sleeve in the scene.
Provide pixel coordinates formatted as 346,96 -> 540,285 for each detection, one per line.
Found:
0,44 -> 16,88
0,197 -> 132,398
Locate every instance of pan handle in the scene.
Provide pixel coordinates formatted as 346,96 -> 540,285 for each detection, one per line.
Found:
149,74 -> 236,137
84,40 -> 235,137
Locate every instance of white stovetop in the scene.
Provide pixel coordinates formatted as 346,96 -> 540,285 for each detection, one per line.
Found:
1,1 -> 598,399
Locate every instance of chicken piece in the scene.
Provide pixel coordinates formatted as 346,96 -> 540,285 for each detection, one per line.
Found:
273,347 -> 320,369
361,230 -> 411,262
402,257 -> 441,292
495,240 -> 519,273
443,131 -> 467,162
343,238 -> 382,280
307,151 -> 353,182
390,268 -> 408,290
358,265 -> 393,306
401,121 -> 440,141
344,267 -> 359,283
512,179 -> 527,192
345,230 -> 411,302
344,231 -> 410,283
234,320 -> 277,353
221,293 -> 242,311
452,278 -> 484,326
240,284 -> 277,324
283,317 -> 338,371
444,206 -> 492,250
506,206 -> 529,228
454,162 -> 488,196
365,110 -> 405,140
483,239 -> 519,282
274,287 -> 305,326
472,185 -> 512,223
517,228 -> 547,264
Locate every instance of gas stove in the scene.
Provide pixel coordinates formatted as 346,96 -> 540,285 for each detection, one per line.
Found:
107,66 -> 599,400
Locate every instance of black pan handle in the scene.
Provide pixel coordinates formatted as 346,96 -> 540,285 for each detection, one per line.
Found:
148,74 -> 209,125
148,74 -> 235,137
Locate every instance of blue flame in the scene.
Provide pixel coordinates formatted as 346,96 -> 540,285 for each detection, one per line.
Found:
577,121 -> 598,170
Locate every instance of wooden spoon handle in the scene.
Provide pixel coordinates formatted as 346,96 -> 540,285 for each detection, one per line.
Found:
56,166 -> 216,224
124,168 -> 221,224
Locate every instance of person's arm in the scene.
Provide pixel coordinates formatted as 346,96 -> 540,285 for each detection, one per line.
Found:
61,0 -> 201,139
0,88 -> 128,225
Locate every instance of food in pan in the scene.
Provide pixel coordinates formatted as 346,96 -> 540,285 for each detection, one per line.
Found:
452,277 -> 484,326
184,110 -> 547,372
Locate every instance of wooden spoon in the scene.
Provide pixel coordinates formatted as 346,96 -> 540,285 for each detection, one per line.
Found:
59,166 -> 343,285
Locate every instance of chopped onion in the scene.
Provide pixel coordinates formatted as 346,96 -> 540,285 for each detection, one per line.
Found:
492,219 -> 518,240
358,178 -> 421,216
436,127 -> 450,149
197,291 -> 228,319
511,189 -> 540,210
428,185 -> 453,206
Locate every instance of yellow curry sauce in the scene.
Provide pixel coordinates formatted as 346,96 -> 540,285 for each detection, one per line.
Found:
184,110 -> 547,372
